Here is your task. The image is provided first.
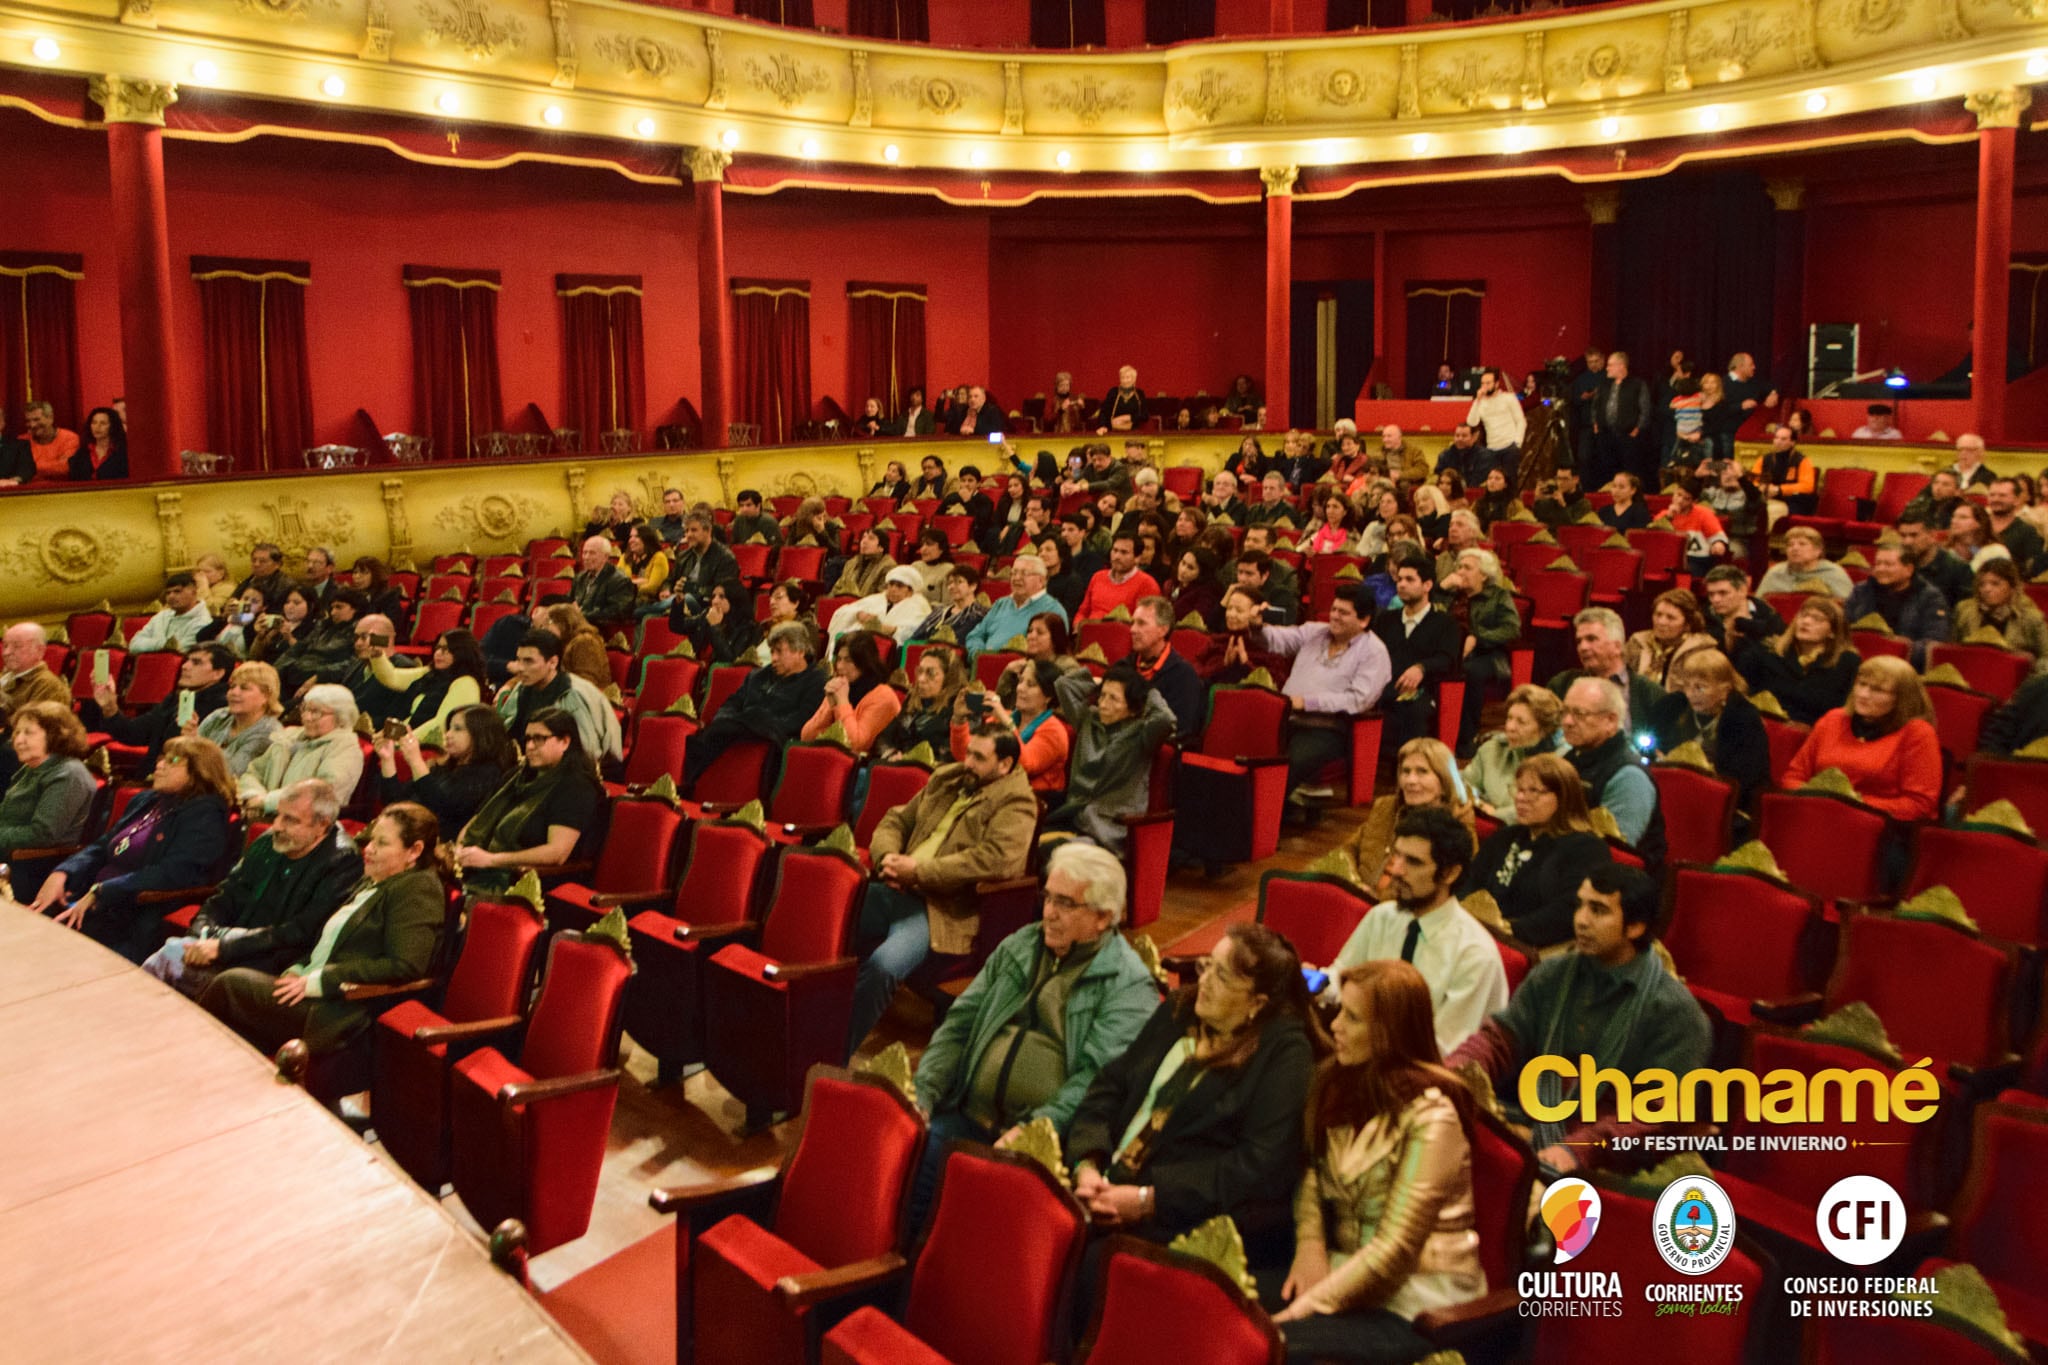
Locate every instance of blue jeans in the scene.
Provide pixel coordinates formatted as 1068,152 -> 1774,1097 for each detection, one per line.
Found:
908,1109 -> 995,1233
140,936 -> 222,999
846,882 -> 931,1057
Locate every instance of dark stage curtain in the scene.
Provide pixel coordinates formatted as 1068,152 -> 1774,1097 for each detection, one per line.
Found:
192,257 -> 314,471
404,265 -> 503,461
733,279 -> 812,445
846,282 -> 926,418
735,0 -> 814,23
557,275 -> 647,451
848,0 -> 928,40
0,252 -> 83,435
1612,172 -> 1776,382
1032,0 -> 1106,47
1405,280 -> 1484,400
1146,0 -> 1214,43
2013,256 -> 2048,378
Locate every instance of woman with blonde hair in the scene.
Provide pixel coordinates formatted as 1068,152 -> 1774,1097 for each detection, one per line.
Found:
1733,593 -> 1859,726
1624,588 -> 1718,690
193,552 -> 235,615
535,602 -> 612,692
1462,684 -> 1565,816
1952,558 -> 2048,669
1458,752 -> 1612,946
188,660 -> 286,775
1349,738 -> 1476,895
1780,654 -> 1941,822
1648,647 -> 1769,805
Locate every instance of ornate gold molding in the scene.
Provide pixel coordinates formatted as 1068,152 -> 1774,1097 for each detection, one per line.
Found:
1584,188 -> 1621,224
686,145 -> 731,182
1261,164 -> 1300,196
850,50 -> 872,128
548,0 -> 576,91
563,466 -> 588,537
154,491 -> 188,573
381,478 -> 412,560
89,75 -> 178,126
1965,87 -> 2032,130
1764,176 -> 1805,211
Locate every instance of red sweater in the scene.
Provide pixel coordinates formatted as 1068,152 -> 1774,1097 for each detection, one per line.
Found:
1778,710 -> 1941,823
1077,569 -> 1161,621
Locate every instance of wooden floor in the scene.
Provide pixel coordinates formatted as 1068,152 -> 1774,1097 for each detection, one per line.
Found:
0,907 -> 592,1364
500,804 -> 1369,1292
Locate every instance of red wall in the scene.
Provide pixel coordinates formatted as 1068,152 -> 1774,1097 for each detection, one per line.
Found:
1378,223 -> 1591,397
927,0 -> 1031,46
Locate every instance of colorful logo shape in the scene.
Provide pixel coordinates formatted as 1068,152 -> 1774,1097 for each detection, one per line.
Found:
1540,1177 -> 1603,1264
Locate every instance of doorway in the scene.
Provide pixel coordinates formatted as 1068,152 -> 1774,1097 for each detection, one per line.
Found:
1290,279 -> 1374,431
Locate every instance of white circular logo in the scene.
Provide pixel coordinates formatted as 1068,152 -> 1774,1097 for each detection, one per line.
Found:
1652,1176 -> 1738,1275
1815,1175 -> 1906,1265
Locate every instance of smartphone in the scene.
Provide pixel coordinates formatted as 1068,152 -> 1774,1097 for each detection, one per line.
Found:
382,719 -> 410,741
1302,967 -> 1330,996
966,691 -> 988,719
176,689 -> 196,727
368,632 -> 393,649
260,614 -> 282,630
92,651 -> 112,687
987,431 -> 1005,444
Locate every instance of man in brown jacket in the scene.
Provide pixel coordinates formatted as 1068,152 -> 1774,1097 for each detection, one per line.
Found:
1,622 -> 70,784
847,727 -> 1038,1054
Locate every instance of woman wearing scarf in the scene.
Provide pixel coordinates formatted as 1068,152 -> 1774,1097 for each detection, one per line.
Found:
452,707 -> 604,894
876,646 -> 966,761
367,628 -> 489,748
680,580 -> 761,664
952,658 -> 1070,794
800,632 -> 901,753
1048,661 -> 1176,856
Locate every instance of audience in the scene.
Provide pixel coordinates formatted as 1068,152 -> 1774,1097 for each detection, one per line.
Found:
1347,738 -> 1476,902
495,630 -> 620,771
957,658 -> 1070,792
966,554 -> 1066,656
1077,532 -> 1162,621
570,535 -> 637,628
1757,526 -> 1851,600
1845,544 -> 1951,668
88,642 -> 234,770
1461,753 -> 1613,947
1983,672 -> 2048,754
825,565 -> 929,650
1700,563 -> 1786,656
876,645 -> 966,759
1462,684 -> 1566,817
129,572 -> 214,654
1647,647 -> 1769,806
801,631 -> 901,753
1732,593 -> 1859,726
1623,588 -> 1718,691
372,703 -> 516,835
23,399 -> 79,479
186,660 -> 286,775
1953,558 -> 2048,667
1895,511 -> 1974,607
1049,661 -> 1177,854
0,701 -> 97,859
366,629 -> 489,748
454,706 -> 604,893
1254,586 -> 1392,809
1549,607 -> 1664,735
1371,551 -> 1460,752
238,683 -> 365,816
1126,596 -> 1205,742
680,621 -> 826,793
1780,654 -> 1942,823
1559,675 -> 1665,862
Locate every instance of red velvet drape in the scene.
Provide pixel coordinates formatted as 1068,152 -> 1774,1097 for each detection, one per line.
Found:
848,0 -> 928,39
732,279 -> 811,445
558,275 -> 646,451
2012,256 -> 2048,378
1031,0 -> 1106,46
846,282 -> 926,417
405,266 -> 503,460
193,258 -> 314,471
734,0 -> 814,22
1404,280 -> 1484,399
0,253 -> 83,435
1145,0 -> 1214,43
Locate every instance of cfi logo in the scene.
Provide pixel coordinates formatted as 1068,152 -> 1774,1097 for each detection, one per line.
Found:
1540,1178 -> 1603,1264
1653,1176 -> 1738,1275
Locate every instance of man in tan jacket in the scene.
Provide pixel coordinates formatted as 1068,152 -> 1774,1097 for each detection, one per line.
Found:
847,727 -> 1038,1054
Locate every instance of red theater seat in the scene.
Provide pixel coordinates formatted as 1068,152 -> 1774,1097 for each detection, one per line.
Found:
1077,1238 -> 1282,1365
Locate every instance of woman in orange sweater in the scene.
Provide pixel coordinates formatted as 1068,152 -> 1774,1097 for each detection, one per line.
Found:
801,631 -> 901,753
951,657 -> 1070,795
1779,654 -> 1942,823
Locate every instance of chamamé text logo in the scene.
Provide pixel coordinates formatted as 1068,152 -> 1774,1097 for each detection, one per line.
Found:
1540,1178 -> 1602,1265
1653,1177 -> 1737,1276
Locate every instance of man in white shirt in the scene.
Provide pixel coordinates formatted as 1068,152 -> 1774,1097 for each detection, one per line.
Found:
1328,807 -> 1507,1055
1464,366 -> 1527,485
827,564 -> 931,651
1852,404 -> 1902,440
128,572 -> 214,654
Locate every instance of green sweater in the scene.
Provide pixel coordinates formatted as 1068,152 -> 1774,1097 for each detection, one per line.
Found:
0,756 -> 95,855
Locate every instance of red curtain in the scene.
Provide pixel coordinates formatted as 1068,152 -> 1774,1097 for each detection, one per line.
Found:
2012,256 -> 2048,379
1031,0 -> 1105,46
846,282 -> 926,418
0,252 -> 83,436
192,257 -> 314,471
1404,280 -> 1485,399
848,0 -> 927,39
735,0 -> 814,22
404,265 -> 503,460
732,279 -> 811,445
557,275 -> 646,451
1146,0 -> 1214,43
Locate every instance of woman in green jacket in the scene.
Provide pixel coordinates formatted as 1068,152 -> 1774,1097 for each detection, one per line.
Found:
0,701 -> 96,860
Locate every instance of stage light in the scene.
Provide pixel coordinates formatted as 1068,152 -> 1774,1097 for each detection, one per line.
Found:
190,60 -> 218,84
1227,146 -> 1244,165
1910,72 -> 1938,98
1410,133 -> 1430,154
1137,148 -> 1160,170
1055,149 -> 1072,169
799,137 -> 820,158
969,146 -> 989,166
435,91 -> 459,114
635,117 -> 656,138
1698,106 -> 1722,129
541,105 -> 564,126
720,128 -> 739,149
2028,54 -> 2047,78
1804,92 -> 1829,114
1598,117 -> 1620,138
882,143 -> 900,163
30,37 -> 59,63
1503,126 -> 1530,153
1884,368 -> 1909,390
320,75 -> 346,98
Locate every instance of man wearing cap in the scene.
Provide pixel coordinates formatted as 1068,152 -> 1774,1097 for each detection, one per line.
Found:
825,563 -> 932,650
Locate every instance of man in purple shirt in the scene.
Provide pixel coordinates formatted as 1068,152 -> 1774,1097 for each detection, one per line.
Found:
1254,584 -> 1392,815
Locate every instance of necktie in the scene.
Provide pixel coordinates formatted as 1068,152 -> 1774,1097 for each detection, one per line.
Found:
1401,918 -> 1422,963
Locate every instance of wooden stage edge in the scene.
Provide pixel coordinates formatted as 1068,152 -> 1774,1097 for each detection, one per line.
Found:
0,905 -> 592,1364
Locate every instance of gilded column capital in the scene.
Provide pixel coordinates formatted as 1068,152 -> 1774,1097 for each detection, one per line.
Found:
1261,164 -> 1299,197
854,446 -> 877,491
154,491 -> 189,574
1583,189 -> 1621,226
687,146 -> 732,182
1764,178 -> 1805,212
380,477 -> 413,560
89,75 -> 178,126
1965,87 -> 2031,130
714,454 -> 737,507
563,466 -> 588,537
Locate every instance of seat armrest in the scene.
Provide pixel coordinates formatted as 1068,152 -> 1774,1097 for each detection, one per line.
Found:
1748,992 -> 1825,1026
585,889 -> 674,910
497,1066 -> 622,1109
972,875 -> 1039,896
762,956 -> 856,984
650,1165 -> 782,1216
1231,755 -> 1288,768
1413,1286 -> 1521,1345
1118,810 -> 1176,830
771,1252 -> 909,1311
8,844 -> 81,863
339,977 -> 436,1004
1948,1055 -> 2023,1098
134,884 -> 221,907
675,920 -> 756,946
411,1013 -> 524,1045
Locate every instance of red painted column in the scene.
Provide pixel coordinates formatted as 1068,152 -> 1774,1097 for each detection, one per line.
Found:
96,77 -> 181,480
690,147 -> 733,449
1966,88 -> 2028,442
1263,166 -> 1297,431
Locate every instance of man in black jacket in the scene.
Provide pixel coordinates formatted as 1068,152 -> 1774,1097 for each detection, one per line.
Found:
234,543 -> 294,612
1589,350 -> 1653,489
0,405 -> 35,486
1983,674 -> 2048,756
1373,550 -> 1463,751
953,385 -> 1003,438
83,642 -> 233,770
138,778 -> 363,992
1128,597 -> 1205,743
681,622 -> 827,793
665,512 -> 745,618
570,534 -> 637,629
940,465 -> 997,549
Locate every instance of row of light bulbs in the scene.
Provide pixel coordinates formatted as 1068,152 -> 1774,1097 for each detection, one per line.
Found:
24,36 -> 2048,167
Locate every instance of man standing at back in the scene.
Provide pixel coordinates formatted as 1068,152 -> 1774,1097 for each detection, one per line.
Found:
1589,350 -> 1651,488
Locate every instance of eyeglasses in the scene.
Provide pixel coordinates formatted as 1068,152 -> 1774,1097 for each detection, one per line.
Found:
1561,705 -> 1607,720
523,733 -> 557,745
1044,891 -> 1091,913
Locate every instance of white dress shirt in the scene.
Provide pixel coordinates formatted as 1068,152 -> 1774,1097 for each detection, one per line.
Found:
1329,896 -> 1509,1054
